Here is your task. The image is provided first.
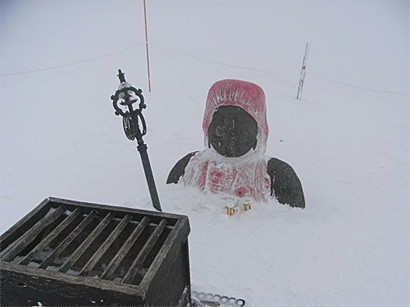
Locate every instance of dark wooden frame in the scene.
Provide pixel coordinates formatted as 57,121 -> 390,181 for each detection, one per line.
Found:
0,197 -> 191,306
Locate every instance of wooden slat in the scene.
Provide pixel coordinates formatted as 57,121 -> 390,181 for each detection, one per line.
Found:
100,217 -> 149,280
0,199 -> 50,250
79,214 -> 132,276
121,219 -> 167,284
39,210 -> 98,269
1,206 -> 66,262
19,208 -> 82,265
59,212 -> 113,273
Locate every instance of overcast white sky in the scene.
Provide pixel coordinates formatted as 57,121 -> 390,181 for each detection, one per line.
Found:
1,1 -> 407,94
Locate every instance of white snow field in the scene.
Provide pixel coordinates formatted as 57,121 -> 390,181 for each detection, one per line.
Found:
1,1 -> 408,306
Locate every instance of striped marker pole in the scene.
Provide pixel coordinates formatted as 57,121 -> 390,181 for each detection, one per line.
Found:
297,43 -> 309,100
143,0 -> 152,92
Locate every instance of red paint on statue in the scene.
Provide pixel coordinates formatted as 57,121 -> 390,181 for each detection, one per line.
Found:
182,79 -> 271,202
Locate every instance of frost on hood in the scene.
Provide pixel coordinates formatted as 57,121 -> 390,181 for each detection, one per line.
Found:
182,79 -> 271,202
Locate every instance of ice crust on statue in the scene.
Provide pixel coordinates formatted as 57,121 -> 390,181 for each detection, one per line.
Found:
167,79 -> 305,208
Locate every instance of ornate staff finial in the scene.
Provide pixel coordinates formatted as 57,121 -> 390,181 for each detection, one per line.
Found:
117,69 -> 126,83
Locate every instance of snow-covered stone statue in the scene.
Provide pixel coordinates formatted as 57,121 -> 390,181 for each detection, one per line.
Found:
167,79 -> 305,208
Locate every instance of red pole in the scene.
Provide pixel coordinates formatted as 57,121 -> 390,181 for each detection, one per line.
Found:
143,0 -> 152,92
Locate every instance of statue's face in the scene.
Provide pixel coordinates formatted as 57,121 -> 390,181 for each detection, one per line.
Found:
208,105 -> 258,157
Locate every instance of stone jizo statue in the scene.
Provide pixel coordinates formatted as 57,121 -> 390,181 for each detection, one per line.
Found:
167,79 -> 305,208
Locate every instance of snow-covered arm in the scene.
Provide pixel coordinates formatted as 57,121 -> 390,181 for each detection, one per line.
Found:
267,158 -> 305,208
166,152 -> 198,184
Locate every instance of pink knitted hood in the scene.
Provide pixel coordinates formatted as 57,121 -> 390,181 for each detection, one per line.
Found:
181,79 -> 271,202
202,79 -> 269,152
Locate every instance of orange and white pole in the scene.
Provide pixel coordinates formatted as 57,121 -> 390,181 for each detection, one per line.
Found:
143,0 -> 152,92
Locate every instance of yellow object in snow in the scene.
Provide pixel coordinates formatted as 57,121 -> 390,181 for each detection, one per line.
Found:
226,206 -> 238,216
243,203 -> 251,211
225,203 -> 252,216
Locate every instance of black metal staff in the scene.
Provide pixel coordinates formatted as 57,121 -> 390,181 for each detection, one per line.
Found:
111,69 -> 162,212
